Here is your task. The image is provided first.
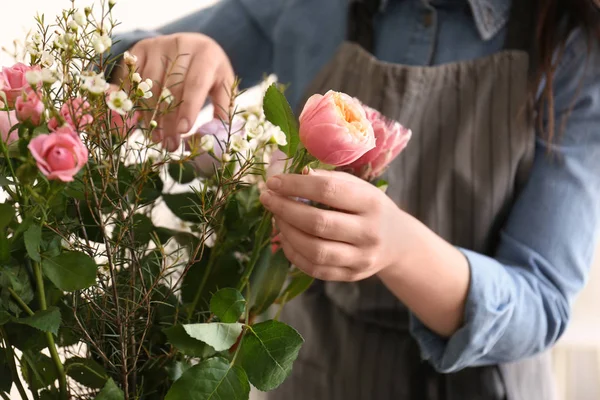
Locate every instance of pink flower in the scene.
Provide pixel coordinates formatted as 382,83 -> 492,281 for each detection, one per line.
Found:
107,109 -> 141,137
188,118 -> 245,177
343,106 -> 412,180
28,132 -> 88,182
15,90 -> 45,126
0,110 -> 18,145
0,63 -> 40,107
52,124 -> 79,139
48,98 -> 93,131
299,90 -> 375,166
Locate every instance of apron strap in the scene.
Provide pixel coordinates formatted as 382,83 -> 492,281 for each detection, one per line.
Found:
347,0 -> 381,53
503,0 -> 538,52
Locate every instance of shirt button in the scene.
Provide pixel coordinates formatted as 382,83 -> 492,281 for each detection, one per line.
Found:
423,10 -> 434,27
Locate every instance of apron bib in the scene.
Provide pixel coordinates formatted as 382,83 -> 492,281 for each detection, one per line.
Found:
269,1 -> 557,399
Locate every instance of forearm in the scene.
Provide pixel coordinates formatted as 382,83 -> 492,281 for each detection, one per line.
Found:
377,212 -> 470,337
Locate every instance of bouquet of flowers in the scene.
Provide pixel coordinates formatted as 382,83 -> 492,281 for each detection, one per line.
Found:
0,1 -> 411,399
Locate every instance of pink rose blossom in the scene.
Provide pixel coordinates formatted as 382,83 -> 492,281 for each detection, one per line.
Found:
48,98 -> 93,131
15,90 -> 45,126
52,124 -> 79,139
106,109 -> 141,137
28,132 -> 88,182
0,63 -> 41,107
343,106 -> 412,180
0,110 -> 18,145
299,90 -> 375,166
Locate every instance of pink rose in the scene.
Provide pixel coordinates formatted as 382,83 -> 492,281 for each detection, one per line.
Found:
344,106 -> 412,180
106,109 -> 141,138
0,110 -> 18,145
52,124 -> 79,139
48,97 -> 93,131
28,132 -> 88,182
188,118 -> 245,177
1,63 -> 40,107
15,89 -> 45,126
299,90 -> 375,166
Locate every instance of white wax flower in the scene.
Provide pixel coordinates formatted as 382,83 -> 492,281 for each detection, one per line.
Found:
40,51 -> 54,68
25,70 -> 42,86
199,135 -> 215,153
41,69 -> 58,84
131,72 -> 142,84
270,129 -> 288,146
68,20 -> 79,31
149,120 -> 158,128
124,51 -> 138,66
109,0 -> 117,6
107,90 -> 133,115
92,33 -> 112,54
74,10 -> 87,26
160,87 -> 174,104
222,153 -> 232,163
229,134 -> 250,153
137,79 -> 153,99
244,118 -> 264,139
54,33 -> 73,49
81,73 -> 109,95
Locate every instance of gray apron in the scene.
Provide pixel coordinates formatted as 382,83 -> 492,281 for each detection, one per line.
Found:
269,1 -> 557,399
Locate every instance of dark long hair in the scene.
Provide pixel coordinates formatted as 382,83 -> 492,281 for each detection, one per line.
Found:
534,0 -> 600,141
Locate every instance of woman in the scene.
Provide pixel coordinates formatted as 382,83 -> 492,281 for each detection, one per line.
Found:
111,0 -> 600,398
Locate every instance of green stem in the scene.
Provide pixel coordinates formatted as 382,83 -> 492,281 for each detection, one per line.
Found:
236,212 -> 272,293
0,391 -> 10,400
32,262 -> 67,400
0,328 -> 30,400
7,287 -> 34,316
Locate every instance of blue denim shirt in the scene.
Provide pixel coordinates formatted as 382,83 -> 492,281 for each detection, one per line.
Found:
113,0 -> 600,373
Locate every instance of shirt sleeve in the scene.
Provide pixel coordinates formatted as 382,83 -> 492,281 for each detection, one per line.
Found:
409,29 -> 600,373
109,0 -> 277,89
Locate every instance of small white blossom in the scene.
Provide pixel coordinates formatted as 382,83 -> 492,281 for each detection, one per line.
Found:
73,10 -> 87,26
54,33 -> 75,50
136,79 -> 153,99
160,87 -> 174,104
107,90 -> 133,115
40,51 -> 54,68
229,134 -> 250,153
131,73 -> 142,84
68,20 -> 79,31
123,51 -> 138,66
222,153 -> 232,163
92,33 -> 112,54
270,129 -> 287,146
149,120 -> 158,128
81,73 -> 109,95
25,70 -> 42,86
31,32 -> 43,46
199,135 -> 215,152
244,118 -> 265,139
109,0 -> 117,6
41,68 -> 59,84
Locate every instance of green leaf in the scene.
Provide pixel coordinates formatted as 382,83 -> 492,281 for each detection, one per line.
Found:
138,173 -> 164,206
165,357 -> 250,400
24,224 -> 42,262
165,360 -> 192,382
3,323 -> 47,352
263,84 -> 300,157
0,265 -> 34,316
182,322 -> 243,352
162,192 -> 203,223
65,357 -> 109,389
210,288 -> 246,323
250,248 -> 290,315
95,378 -> 124,400
168,162 -> 197,184
278,269 -> 314,303
163,325 -> 216,358
131,213 -> 154,247
0,203 -> 15,230
0,234 -> 9,264
239,320 -> 304,391
42,251 -> 98,291
0,175 -> 12,187
0,347 -> 13,393
21,351 -> 58,391
0,311 -> 10,325
17,307 -> 61,336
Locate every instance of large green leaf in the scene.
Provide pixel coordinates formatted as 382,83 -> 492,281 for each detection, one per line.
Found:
168,162 -> 197,185
21,351 -> 58,391
0,347 -> 13,393
165,360 -> 192,382
42,251 -> 98,291
250,249 -> 290,315
263,84 -> 300,157
163,325 -> 216,358
0,265 -> 34,316
16,307 -> 61,336
210,288 -> 246,323
162,193 -> 203,223
137,171 -> 164,206
278,269 -> 314,304
3,323 -> 47,352
24,224 -> 42,262
0,311 -> 10,325
65,357 -> 109,389
183,322 -> 243,352
238,320 -> 303,391
165,357 -> 250,400
0,203 -> 15,230
95,378 -> 124,400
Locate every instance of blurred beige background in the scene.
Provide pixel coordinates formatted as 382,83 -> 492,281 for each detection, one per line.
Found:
1,1 -> 598,399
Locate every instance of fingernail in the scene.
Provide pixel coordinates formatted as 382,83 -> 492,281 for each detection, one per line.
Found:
177,118 -> 190,134
266,177 -> 282,190
152,130 -> 163,143
302,166 -> 313,175
259,191 -> 272,207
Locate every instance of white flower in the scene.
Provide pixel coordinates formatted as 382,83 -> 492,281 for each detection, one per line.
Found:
136,79 -> 153,99
149,120 -> 158,129
54,33 -> 72,50
160,87 -> 173,104
131,72 -> 142,84
25,70 -> 42,86
199,135 -> 215,152
81,73 -> 109,95
222,153 -> 232,163
229,134 -> 250,153
68,20 -> 79,31
107,90 -> 133,115
40,51 -> 54,68
123,51 -> 137,66
31,32 -> 43,46
270,129 -> 287,146
109,0 -> 117,6
73,10 -> 87,26
41,68 -> 59,84
244,118 -> 264,139
92,33 -> 112,54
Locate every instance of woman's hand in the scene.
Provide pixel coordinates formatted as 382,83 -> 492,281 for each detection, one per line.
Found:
111,33 -> 235,151
259,169 -> 411,282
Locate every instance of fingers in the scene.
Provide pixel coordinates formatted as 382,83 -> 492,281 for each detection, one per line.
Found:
210,60 -> 235,120
265,171 -> 370,213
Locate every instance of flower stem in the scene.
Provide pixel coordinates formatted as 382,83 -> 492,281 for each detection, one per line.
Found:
236,211 -> 272,293
0,328 -> 30,400
7,287 -> 34,316
32,262 -> 68,400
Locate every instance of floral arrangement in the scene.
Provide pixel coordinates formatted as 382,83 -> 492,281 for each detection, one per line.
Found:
0,1 -> 411,400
